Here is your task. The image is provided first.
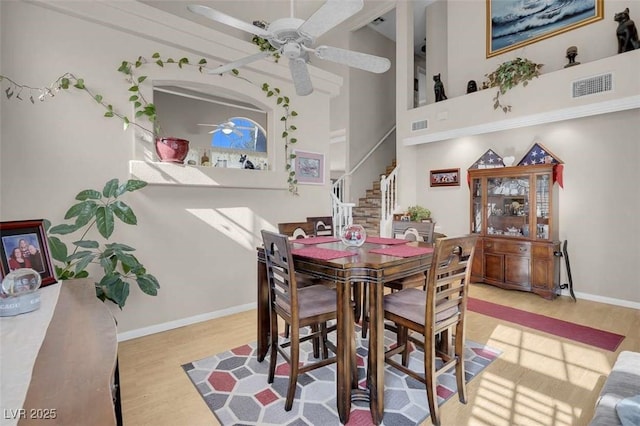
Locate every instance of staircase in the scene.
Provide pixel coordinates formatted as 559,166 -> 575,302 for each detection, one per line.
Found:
352,159 -> 396,237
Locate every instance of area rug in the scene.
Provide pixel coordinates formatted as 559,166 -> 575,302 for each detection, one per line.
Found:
467,297 -> 625,351
182,327 -> 501,426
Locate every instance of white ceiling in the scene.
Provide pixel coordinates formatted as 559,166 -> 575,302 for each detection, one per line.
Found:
141,0 -> 432,55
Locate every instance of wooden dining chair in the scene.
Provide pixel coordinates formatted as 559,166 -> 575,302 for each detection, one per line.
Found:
385,221 -> 436,291
383,234 -> 478,426
260,230 -> 338,411
278,221 -> 315,240
361,221 -> 437,338
307,216 -> 334,237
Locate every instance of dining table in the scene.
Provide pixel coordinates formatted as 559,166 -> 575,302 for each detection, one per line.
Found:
256,236 -> 434,425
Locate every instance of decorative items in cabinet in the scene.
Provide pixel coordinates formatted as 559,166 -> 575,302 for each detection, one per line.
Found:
469,164 -> 561,299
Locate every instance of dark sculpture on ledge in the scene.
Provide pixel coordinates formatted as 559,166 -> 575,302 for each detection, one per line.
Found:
614,8 -> 640,53
564,46 -> 580,68
467,80 -> 478,93
433,73 -> 447,102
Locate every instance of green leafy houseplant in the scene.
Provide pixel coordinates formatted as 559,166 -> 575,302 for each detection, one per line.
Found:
0,52 -> 301,193
407,205 -> 431,222
484,57 -> 543,113
46,178 -> 159,309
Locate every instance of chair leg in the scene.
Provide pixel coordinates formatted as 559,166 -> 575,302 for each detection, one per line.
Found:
320,322 -> 329,359
311,324 -> 320,359
424,334 -> 440,426
267,313 -> 279,384
454,327 -> 467,404
285,326 -> 300,411
397,325 -> 410,367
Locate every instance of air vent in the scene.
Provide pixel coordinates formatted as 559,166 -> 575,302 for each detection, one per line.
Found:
411,119 -> 428,131
572,73 -> 613,98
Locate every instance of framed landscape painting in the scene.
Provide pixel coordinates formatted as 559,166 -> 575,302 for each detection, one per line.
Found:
486,0 -> 604,57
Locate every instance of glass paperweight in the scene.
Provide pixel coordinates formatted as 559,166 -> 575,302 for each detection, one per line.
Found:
1,268 -> 42,297
341,224 -> 367,248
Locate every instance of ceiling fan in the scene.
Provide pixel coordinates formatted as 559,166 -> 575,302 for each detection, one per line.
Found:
187,0 -> 391,96
197,120 -> 256,136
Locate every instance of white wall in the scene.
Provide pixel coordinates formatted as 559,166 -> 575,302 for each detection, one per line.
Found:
395,0 -> 640,304
0,1 -> 337,333
347,25 -> 397,203
414,111 -> 640,302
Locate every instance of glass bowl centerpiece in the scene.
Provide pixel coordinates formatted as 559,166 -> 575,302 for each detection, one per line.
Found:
341,224 -> 366,248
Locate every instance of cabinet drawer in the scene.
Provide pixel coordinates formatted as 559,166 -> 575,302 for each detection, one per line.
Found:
484,239 -> 530,255
532,243 -> 553,258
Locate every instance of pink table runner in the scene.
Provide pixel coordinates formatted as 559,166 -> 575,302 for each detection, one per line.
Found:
368,245 -> 434,258
365,236 -> 409,245
292,247 -> 356,260
292,236 -> 340,245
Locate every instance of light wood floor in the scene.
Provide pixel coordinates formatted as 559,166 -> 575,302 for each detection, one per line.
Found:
118,284 -> 640,426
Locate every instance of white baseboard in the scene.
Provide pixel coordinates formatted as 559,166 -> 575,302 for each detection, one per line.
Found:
116,302 -> 256,342
561,289 -> 640,310
117,289 -> 638,342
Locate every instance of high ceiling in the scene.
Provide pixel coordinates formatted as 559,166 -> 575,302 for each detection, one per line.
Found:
141,0 -> 431,55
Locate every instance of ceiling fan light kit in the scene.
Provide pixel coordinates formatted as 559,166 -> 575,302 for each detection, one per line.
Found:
188,0 -> 391,96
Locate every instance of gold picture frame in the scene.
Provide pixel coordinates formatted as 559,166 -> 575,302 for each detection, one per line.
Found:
486,0 -> 604,58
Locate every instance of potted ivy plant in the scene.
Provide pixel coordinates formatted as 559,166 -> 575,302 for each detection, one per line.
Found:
46,178 -> 159,309
484,57 -> 543,113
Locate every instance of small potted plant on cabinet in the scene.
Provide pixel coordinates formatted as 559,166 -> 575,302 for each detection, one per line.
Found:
407,205 -> 432,222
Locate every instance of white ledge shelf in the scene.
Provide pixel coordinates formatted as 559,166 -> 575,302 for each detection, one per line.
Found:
129,160 -> 289,190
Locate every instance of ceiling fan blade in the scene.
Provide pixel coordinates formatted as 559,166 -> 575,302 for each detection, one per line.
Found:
314,46 -> 391,73
187,4 -> 272,38
197,123 -> 220,127
209,51 -> 272,75
289,58 -> 313,96
298,0 -> 363,40
233,129 -> 244,137
209,128 -> 221,134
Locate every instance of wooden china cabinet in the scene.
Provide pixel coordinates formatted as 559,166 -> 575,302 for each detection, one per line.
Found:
469,164 -> 560,299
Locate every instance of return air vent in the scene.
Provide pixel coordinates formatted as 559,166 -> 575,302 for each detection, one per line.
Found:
411,119 -> 428,131
572,73 -> 612,98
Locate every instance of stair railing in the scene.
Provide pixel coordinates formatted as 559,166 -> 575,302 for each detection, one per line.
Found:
379,165 -> 398,238
331,125 -> 396,236
330,192 -> 355,238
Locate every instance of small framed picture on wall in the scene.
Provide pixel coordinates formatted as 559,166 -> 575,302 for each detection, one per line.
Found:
430,168 -> 460,187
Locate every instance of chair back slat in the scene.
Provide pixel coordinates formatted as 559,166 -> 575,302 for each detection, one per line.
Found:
278,222 -> 315,240
425,235 -> 478,330
307,216 -> 334,237
393,221 -> 436,243
261,230 -> 298,319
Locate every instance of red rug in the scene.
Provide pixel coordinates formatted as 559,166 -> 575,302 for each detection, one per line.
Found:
467,297 -> 624,351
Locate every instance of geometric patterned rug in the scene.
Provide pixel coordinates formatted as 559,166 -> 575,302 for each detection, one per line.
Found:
182,326 -> 501,425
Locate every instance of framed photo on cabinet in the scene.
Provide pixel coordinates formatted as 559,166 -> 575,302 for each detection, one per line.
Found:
0,219 -> 57,286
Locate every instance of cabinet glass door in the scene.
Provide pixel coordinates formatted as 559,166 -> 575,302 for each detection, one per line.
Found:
486,175 -> 529,238
472,178 -> 482,233
535,174 -> 550,240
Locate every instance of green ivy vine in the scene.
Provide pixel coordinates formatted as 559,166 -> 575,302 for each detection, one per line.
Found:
0,52 -> 300,194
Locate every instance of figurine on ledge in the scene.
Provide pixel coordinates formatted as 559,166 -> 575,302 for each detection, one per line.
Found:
614,7 -> 640,53
433,73 -> 447,102
564,46 -> 581,68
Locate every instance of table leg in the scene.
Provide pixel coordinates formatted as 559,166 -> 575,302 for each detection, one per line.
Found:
257,259 -> 269,362
336,281 -> 353,423
367,281 -> 385,425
